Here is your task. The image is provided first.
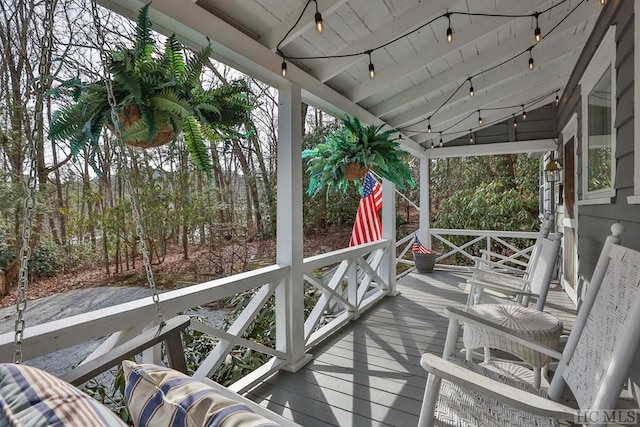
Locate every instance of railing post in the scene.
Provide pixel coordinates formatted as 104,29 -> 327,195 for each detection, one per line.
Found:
419,157 -> 431,249
381,178 -> 398,296
275,82 -> 311,372
347,258 -> 359,318
486,236 -> 491,257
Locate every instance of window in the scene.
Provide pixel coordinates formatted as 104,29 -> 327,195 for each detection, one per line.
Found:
580,26 -> 616,204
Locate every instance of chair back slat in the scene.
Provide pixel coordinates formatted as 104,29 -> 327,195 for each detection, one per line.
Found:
561,243 -> 640,410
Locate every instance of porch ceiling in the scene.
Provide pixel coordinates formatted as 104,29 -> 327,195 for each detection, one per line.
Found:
96,0 -> 602,158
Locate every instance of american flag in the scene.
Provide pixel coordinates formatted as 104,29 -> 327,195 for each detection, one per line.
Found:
349,172 -> 382,246
412,236 -> 432,254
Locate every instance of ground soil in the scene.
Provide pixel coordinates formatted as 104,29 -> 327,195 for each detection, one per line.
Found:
0,228 -> 353,308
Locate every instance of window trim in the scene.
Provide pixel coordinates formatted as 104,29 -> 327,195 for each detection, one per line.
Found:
580,25 -> 616,203
631,0 -> 640,203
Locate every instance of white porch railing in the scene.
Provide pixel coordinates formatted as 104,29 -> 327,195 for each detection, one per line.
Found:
0,228 -> 537,396
396,229 -> 539,268
0,239 -> 394,395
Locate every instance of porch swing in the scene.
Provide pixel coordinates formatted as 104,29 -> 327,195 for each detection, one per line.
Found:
0,1 -> 297,425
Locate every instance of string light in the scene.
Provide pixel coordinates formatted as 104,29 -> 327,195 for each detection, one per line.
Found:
431,140 -> 435,149
522,105 -> 527,119
276,1 -> 584,135
513,114 -> 518,128
555,92 -> 560,105
469,130 -> 474,144
478,110 -> 483,126
600,0 -> 606,5
439,132 -> 443,147
313,0 -> 323,33
427,118 -> 432,133
534,13 -> 541,43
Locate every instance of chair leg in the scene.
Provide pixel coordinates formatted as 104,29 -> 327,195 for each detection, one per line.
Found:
418,373 -> 440,427
533,368 -> 541,389
443,318 -> 461,358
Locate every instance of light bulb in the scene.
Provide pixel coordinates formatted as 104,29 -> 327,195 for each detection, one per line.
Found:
281,60 -> 287,77
446,14 -> 453,43
427,121 -> 431,133
469,85 -> 474,97
522,107 -> 527,120
555,94 -> 560,105
368,62 -> 375,79
535,27 -> 541,43
513,115 -> 518,128
600,0 -> 606,5
469,130 -> 474,144
478,111 -> 483,126
315,12 -> 323,33
528,56 -> 534,70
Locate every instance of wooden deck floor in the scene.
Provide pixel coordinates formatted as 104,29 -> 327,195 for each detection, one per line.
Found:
247,268 -> 577,426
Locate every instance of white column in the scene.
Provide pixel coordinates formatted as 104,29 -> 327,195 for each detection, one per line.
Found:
419,158 -> 431,249
275,82 -> 310,372
381,178 -> 398,296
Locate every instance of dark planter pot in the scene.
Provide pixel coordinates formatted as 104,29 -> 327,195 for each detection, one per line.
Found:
414,252 -> 438,273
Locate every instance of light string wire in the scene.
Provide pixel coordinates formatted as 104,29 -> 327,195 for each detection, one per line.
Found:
277,0 -> 592,144
400,0 -> 587,132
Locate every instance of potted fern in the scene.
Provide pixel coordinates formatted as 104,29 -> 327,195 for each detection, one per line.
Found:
302,115 -> 415,196
49,4 -> 253,179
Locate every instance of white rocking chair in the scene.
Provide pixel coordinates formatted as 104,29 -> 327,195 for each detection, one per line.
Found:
418,224 -> 638,427
466,233 -> 562,309
472,212 -> 553,276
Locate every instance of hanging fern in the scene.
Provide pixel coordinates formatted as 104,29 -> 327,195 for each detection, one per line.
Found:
48,4 -> 254,177
302,115 -> 416,197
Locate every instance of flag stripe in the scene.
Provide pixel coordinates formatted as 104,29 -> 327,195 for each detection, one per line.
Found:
412,236 -> 431,254
349,173 -> 383,246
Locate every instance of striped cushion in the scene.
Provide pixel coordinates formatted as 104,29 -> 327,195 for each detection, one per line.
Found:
0,363 -> 128,427
122,361 -> 280,427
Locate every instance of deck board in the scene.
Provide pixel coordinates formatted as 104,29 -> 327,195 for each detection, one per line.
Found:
247,269 -> 577,426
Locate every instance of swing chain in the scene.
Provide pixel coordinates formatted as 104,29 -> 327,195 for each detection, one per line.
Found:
14,0 -> 56,363
89,1 -> 164,324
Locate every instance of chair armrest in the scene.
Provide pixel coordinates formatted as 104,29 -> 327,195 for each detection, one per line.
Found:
478,250 -> 529,268
467,279 -> 539,299
443,306 -> 562,360
468,267 -> 527,287
472,257 -> 526,275
420,353 -> 577,420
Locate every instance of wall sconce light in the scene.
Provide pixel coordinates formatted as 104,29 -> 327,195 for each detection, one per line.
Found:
544,158 -> 562,182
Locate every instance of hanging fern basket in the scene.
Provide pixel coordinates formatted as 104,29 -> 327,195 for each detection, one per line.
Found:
344,162 -> 369,180
107,105 -> 175,148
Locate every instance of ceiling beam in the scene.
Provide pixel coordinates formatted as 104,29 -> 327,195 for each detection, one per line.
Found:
369,13 -> 592,118
310,0 -> 451,82
345,0 -> 599,103
389,49 -> 578,130
423,139 -> 556,159
261,0 -> 348,51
